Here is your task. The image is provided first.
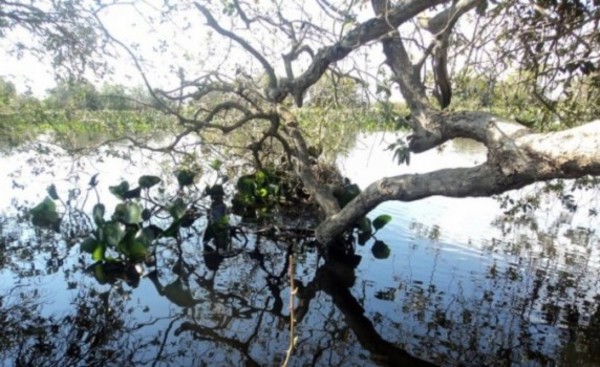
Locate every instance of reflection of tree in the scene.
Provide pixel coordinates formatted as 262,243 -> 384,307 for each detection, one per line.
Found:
144,226 -> 436,366
4,187 -> 600,366
0,285 -> 136,366
361,216 -> 600,366
296,259 -> 437,367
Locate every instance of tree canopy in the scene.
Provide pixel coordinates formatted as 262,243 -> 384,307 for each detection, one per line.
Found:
3,0 -> 600,250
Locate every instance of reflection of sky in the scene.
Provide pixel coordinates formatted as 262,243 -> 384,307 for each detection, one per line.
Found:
338,132 -> 503,247
0,140 -> 188,214
2,133 -> 600,365
339,132 -> 600,254
338,132 -> 600,362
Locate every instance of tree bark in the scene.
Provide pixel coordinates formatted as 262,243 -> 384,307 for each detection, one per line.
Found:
312,0 -> 600,247
315,118 -> 600,245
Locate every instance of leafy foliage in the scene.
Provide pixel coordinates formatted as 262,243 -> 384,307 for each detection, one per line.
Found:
30,168 -> 204,265
231,168 -> 288,221
0,78 -> 173,151
138,175 -> 161,189
176,169 -> 196,187
0,0 -> 106,77
371,240 -> 391,259
30,197 -> 61,231
333,180 -> 394,258
372,215 -> 392,231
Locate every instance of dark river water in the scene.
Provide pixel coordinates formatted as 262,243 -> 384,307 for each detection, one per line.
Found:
1,133 -> 599,366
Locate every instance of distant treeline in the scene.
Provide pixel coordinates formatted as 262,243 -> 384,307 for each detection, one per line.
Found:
0,77 -> 159,111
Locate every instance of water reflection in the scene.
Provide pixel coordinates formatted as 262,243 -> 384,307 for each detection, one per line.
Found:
1,133 -> 600,366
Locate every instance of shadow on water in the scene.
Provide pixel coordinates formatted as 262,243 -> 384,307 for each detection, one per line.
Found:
1,134 -> 600,366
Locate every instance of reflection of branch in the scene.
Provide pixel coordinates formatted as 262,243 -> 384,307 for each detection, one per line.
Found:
282,255 -> 297,367
176,321 -> 261,366
297,260 -> 438,366
151,316 -> 182,367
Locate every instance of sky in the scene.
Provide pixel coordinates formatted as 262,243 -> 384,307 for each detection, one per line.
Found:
0,0 -> 483,105
0,0 -> 395,98
1,1 -> 217,96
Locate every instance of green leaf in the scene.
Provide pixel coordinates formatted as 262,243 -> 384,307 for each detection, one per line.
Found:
109,181 -> 129,199
371,240 -> 391,259
138,175 -> 161,189
125,241 -> 147,261
92,243 -> 107,261
88,262 -> 119,284
47,184 -> 59,200
113,202 -> 143,224
206,184 -> 224,196
163,221 -> 181,239
176,169 -> 196,187
121,225 -> 140,247
336,184 -> 361,208
30,197 -> 61,231
237,174 -> 256,194
136,226 -> 159,247
80,236 -> 99,254
372,214 -> 392,231
92,262 -> 108,284
142,208 -> 151,221
180,211 -> 199,228
103,221 -> 125,247
257,187 -> 268,198
356,217 -> 372,245
169,198 -> 187,219
123,187 -> 141,199
357,231 -> 371,246
255,170 -> 266,186
357,217 -> 372,233
209,159 -> 222,171
268,184 -> 280,196
92,204 -> 105,226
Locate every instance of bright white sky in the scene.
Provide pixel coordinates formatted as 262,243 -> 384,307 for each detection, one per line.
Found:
0,1 -> 400,97
0,0 -> 478,105
0,1 -> 208,96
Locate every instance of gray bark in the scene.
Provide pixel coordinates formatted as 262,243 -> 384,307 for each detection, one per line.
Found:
184,1 -> 600,250
315,117 -> 600,244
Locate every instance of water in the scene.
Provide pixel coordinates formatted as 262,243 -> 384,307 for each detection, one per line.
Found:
1,133 -> 599,366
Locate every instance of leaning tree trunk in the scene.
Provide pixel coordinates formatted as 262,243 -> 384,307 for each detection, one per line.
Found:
117,1 -> 600,252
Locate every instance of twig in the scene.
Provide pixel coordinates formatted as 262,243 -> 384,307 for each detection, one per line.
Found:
282,254 -> 298,367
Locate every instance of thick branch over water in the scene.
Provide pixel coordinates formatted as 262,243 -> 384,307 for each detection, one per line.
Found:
315,120 -> 600,244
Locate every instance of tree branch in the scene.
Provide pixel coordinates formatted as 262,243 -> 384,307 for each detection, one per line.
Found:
277,106 -> 341,217
419,0 -> 484,109
194,2 -> 278,89
282,0 -> 449,106
418,0 -> 483,34
316,118 -> 600,244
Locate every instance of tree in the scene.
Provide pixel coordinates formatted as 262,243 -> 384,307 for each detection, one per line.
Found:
0,77 -> 16,105
45,79 -> 102,110
0,0 -> 109,77
11,0 -> 600,251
